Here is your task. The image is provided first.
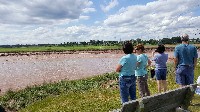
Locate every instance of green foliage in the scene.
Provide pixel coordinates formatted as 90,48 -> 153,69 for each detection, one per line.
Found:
0,73 -> 119,111
188,94 -> 200,112
20,89 -> 121,112
0,45 -> 121,53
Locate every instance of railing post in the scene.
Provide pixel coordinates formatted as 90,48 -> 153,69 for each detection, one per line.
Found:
181,84 -> 197,110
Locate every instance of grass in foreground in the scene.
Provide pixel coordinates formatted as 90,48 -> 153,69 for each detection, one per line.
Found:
20,89 -> 120,112
189,94 -> 200,112
0,63 -> 200,112
0,72 -> 119,111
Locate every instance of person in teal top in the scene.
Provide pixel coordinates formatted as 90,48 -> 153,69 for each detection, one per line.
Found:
135,53 -> 148,76
135,44 -> 151,98
116,42 -> 137,103
118,53 -> 137,77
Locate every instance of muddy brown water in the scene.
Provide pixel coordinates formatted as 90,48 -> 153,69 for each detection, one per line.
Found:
0,51 -> 175,94
0,53 -> 124,94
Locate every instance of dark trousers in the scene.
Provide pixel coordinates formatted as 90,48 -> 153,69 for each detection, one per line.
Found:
137,75 -> 150,98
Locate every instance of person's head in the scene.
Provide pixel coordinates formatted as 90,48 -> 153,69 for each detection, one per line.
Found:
135,44 -> 145,54
181,33 -> 189,42
155,44 -> 165,53
122,42 -> 133,54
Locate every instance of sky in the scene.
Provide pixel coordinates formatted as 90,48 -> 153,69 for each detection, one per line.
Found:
0,0 -> 200,45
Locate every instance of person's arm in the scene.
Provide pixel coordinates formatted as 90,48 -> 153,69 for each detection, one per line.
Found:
193,46 -> 198,69
152,50 -> 156,57
194,58 -> 197,69
116,57 -> 126,72
174,46 -> 178,69
116,64 -> 122,72
147,59 -> 152,67
174,57 -> 178,69
136,62 -> 140,67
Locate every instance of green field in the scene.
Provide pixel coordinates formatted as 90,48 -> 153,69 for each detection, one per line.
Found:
0,44 -> 173,53
1,44 -> 200,53
0,45 -> 121,53
0,63 -> 199,112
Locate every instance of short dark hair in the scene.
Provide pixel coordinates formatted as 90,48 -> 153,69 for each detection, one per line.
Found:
155,44 -> 165,53
123,42 -> 133,54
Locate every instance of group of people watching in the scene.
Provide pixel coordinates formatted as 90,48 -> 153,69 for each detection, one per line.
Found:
116,33 -> 198,104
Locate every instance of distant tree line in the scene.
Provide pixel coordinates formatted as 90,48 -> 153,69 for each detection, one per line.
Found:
0,36 -> 200,48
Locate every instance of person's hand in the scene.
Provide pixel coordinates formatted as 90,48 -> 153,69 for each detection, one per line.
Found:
152,51 -> 156,57
174,67 -> 177,75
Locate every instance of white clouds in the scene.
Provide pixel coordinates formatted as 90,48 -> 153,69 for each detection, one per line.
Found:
103,0 -> 200,39
79,16 -> 90,20
0,0 -> 93,25
104,0 -> 199,26
101,0 -> 119,12
83,8 -> 96,13
0,0 -> 200,45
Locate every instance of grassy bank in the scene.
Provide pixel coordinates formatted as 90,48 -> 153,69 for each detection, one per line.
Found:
0,72 -> 119,111
0,45 -> 121,53
0,44 -> 174,53
1,44 -> 200,53
0,63 -> 200,112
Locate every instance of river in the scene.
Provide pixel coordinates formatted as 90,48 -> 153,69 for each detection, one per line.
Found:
0,51 -> 176,94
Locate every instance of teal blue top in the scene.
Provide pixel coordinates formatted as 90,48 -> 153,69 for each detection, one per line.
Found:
118,54 -> 137,77
174,44 -> 198,66
135,54 -> 148,76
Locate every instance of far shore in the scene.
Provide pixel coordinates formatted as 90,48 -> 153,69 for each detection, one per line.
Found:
0,46 -> 177,57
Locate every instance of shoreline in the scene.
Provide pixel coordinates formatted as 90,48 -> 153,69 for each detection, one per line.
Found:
0,47 -> 176,57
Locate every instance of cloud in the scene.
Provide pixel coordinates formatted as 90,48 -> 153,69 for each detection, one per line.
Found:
83,8 -> 96,13
0,0 -> 93,25
100,0 -> 119,12
0,0 -> 200,45
104,0 -> 198,25
79,16 -> 90,20
103,0 -> 200,39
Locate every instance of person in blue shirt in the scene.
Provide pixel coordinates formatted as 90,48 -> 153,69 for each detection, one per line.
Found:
116,42 -> 137,103
152,44 -> 168,93
174,33 -> 198,87
135,44 -> 151,98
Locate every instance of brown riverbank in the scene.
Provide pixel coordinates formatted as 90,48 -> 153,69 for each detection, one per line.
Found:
0,46 -> 176,57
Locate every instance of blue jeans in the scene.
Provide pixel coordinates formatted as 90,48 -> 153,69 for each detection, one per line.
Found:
176,65 -> 194,85
119,76 -> 136,103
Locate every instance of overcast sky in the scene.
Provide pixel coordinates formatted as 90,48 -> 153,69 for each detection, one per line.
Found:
0,0 -> 200,45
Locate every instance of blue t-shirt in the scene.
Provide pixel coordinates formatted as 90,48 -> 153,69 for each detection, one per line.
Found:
135,54 -> 148,76
118,54 -> 137,77
152,53 -> 168,70
174,44 -> 198,66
